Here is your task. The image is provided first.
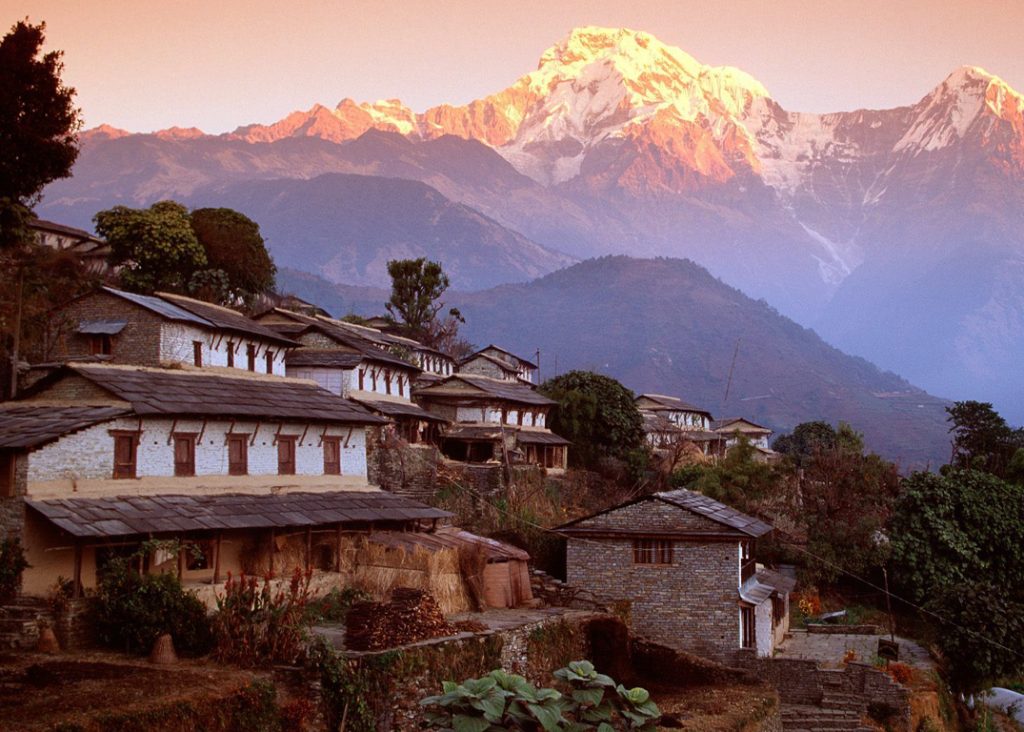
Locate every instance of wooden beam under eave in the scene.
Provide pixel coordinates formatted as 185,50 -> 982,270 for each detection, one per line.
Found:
72,541 -> 82,599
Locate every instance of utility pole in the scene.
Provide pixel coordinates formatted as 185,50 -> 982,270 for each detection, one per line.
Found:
9,270 -> 23,399
535,348 -> 541,384
723,338 -> 740,404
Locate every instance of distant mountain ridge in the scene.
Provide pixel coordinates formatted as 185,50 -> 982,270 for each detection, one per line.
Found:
39,25 -> 1024,421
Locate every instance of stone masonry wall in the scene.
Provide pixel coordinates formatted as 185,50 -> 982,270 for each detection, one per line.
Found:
0,454 -> 28,540
572,499 -> 725,533
368,439 -> 441,501
58,292 -> 164,365
566,535 -> 742,664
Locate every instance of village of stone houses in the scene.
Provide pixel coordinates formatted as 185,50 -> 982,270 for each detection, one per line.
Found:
0,215 -> 987,732
7,19 -> 1024,732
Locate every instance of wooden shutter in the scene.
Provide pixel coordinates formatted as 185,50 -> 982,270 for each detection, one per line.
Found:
173,434 -> 195,476
112,433 -> 138,479
228,435 -> 248,476
193,341 -> 203,367
247,344 -> 256,371
278,436 -> 296,475
265,350 -> 274,374
226,341 -> 234,367
323,437 -> 341,475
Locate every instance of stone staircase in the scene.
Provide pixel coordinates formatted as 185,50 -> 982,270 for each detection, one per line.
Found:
780,669 -> 878,732
0,597 -> 52,650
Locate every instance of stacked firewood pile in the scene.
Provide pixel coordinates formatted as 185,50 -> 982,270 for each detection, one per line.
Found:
346,587 -> 455,651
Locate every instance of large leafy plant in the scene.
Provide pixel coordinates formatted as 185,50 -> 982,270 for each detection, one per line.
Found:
420,660 -> 660,731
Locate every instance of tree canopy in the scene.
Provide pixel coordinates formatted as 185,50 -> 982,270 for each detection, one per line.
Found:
96,201 -> 208,294
771,420 -> 837,466
0,19 -> 80,242
539,371 -> 645,471
946,400 -> 1024,478
890,469 -> 1024,691
385,258 -> 450,336
189,207 -> 276,304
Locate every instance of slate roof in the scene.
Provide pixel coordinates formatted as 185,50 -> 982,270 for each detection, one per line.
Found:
417,374 -> 555,407
0,405 -> 131,449
33,365 -> 386,425
158,292 -> 297,346
711,417 -> 772,432
476,345 -> 537,369
286,350 -> 364,368
656,489 -> 773,537
636,393 -> 711,415
350,396 -> 447,422
102,288 -> 209,326
27,491 -> 452,538
515,430 -> 571,446
262,310 -> 418,371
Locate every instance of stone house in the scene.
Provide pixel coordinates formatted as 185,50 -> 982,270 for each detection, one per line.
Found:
30,218 -> 110,275
559,488 -> 793,664
712,418 -> 776,459
0,363 -> 467,602
47,287 -> 296,377
256,308 -> 445,444
459,346 -> 537,385
413,374 -> 569,470
635,394 -> 723,457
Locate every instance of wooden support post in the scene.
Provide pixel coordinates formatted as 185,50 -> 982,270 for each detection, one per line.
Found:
269,527 -> 275,576
177,547 -> 184,582
336,524 -> 343,573
213,532 -> 222,585
305,526 -> 312,572
73,542 -> 82,599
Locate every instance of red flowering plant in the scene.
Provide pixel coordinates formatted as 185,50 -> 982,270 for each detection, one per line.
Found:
212,566 -> 313,666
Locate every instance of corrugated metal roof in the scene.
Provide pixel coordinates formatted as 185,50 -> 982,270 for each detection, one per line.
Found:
27,490 -> 452,538
739,575 -> 774,605
0,405 -> 132,449
103,287 -> 209,326
78,320 -> 127,335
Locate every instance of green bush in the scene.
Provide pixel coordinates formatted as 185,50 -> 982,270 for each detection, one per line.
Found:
89,557 -> 213,656
0,537 -> 30,602
421,660 -> 661,731
304,586 -> 368,624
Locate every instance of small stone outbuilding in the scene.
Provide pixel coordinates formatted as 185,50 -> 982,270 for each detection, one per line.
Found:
559,488 -> 793,665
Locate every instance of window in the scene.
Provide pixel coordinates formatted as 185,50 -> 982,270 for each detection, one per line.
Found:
323,437 -> 341,475
173,434 -> 196,477
89,334 -> 112,356
265,350 -> 274,374
112,431 -> 139,479
633,539 -> 673,565
228,435 -> 248,476
358,369 -> 365,390
397,375 -> 404,397
226,341 -> 235,368
0,452 -> 15,498
193,341 -> 203,367
277,436 -> 297,475
772,596 -> 785,628
186,540 -> 215,571
740,606 -> 755,649
384,369 -> 391,394
247,344 -> 256,371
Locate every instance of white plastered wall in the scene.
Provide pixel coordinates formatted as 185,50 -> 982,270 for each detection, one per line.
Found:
160,323 -> 288,376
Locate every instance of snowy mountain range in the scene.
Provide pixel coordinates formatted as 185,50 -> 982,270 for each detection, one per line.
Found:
39,26 -> 1024,422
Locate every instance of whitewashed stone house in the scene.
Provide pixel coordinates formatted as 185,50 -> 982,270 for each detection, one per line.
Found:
413,374 -> 568,470
712,417 -> 775,453
459,346 -> 537,385
0,363 -> 460,601
559,488 -> 793,664
635,394 -> 723,456
48,287 -> 296,377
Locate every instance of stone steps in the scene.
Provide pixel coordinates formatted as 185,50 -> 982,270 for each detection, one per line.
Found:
782,704 -> 867,732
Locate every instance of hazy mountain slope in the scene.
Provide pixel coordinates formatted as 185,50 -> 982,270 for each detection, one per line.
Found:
190,173 -> 574,290
455,257 -> 950,469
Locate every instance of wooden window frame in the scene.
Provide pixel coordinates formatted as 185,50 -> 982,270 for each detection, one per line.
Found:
277,435 -> 297,475
632,539 -> 673,565
740,606 -> 756,649
111,430 -> 140,479
89,334 -> 112,356
227,434 -> 249,476
265,350 -> 274,374
226,340 -> 235,368
323,436 -> 342,475
173,433 -> 197,477
247,344 -> 256,372
0,451 -> 16,498
193,340 -> 203,367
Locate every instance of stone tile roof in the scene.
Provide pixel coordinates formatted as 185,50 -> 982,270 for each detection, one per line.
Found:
475,345 -> 537,369
27,490 -> 452,538
417,374 -> 556,407
350,396 -> 448,422
515,430 -> 571,446
0,405 -> 131,449
263,310 -> 418,371
102,287 -> 209,326
286,350 -> 364,368
636,393 -> 711,415
711,417 -> 772,432
656,489 -> 773,537
158,292 -> 297,346
36,364 -> 387,425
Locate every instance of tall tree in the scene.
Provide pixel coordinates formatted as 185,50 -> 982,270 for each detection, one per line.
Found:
0,18 -> 80,246
189,207 -> 276,305
890,469 -> 1024,692
96,201 -> 207,294
771,421 -> 837,467
540,371 -> 646,473
385,258 -> 465,349
946,400 -> 1022,477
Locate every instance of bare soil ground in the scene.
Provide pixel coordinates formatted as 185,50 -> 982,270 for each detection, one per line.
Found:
0,651 -> 262,731
651,682 -> 778,732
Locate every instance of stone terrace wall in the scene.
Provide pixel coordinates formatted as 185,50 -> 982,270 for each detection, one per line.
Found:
367,439 -> 441,501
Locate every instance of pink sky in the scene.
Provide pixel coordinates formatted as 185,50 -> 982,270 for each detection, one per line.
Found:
13,0 -> 1024,133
